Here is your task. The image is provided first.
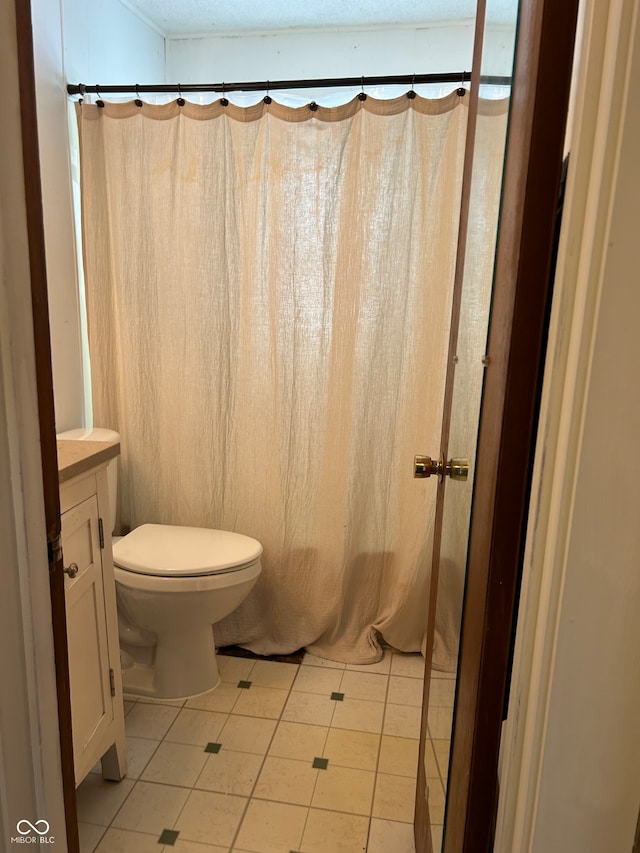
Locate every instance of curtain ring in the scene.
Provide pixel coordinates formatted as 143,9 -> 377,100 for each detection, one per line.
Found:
457,72 -> 467,97
78,82 -> 86,104
358,76 -> 367,101
95,84 -> 104,108
177,83 -> 185,107
135,84 -> 143,108
264,81 -> 272,105
221,82 -> 229,107
407,73 -> 417,100
309,100 -> 318,112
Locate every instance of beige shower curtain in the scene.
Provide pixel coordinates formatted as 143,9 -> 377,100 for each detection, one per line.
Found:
78,92 -> 469,663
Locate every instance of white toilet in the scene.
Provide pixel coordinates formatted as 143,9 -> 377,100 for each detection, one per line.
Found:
57,428 -> 262,700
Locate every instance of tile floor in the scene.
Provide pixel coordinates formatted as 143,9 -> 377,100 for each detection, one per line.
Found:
77,649 -> 454,853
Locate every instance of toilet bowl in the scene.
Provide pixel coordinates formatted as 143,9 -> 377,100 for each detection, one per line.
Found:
113,524 -> 262,699
57,428 -> 262,700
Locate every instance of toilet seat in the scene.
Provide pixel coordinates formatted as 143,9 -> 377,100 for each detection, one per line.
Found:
113,523 -> 263,578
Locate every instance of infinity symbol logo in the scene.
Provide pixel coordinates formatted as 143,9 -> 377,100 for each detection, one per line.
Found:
16,820 -> 50,835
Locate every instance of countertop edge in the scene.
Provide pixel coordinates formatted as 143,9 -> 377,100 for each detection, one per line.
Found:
57,439 -> 120,484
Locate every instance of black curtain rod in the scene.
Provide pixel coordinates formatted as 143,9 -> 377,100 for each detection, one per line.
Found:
67,72 -> 511,97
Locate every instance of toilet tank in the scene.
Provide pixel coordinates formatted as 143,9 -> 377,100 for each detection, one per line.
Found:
57,427 -> 121,533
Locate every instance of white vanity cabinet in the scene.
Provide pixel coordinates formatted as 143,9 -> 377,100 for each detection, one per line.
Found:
58,441 -> 126,786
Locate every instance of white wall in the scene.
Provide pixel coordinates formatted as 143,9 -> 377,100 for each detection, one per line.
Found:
31,0 -> 165,433
166,23 -> 516,87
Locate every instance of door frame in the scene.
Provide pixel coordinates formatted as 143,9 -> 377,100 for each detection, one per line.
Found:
4,0 -> 581,851
495,0 -> 640,848
5,0 -> 78,849
416,0 -> 580,850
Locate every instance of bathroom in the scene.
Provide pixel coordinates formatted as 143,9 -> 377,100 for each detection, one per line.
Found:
31,0 -> 517,851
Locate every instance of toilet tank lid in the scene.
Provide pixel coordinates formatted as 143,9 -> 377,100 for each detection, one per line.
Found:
112,524 -> 263,576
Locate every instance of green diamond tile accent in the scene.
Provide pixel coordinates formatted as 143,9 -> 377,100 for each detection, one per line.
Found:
158,829 -> 179,845
204,742 -> 222,753
238,680 -> 252,689
312,757 -> 329,770
330,691 -> 344,701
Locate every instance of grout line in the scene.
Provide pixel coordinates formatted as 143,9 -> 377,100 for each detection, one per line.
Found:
227,657 -> 304,852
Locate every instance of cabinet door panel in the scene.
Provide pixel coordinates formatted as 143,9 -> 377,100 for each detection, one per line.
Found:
62,495 -> 113,783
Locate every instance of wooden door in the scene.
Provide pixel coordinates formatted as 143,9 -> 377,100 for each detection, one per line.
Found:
414,0 -> 580,850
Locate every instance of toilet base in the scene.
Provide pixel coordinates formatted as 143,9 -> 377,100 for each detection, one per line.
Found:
120,624 -> 222,700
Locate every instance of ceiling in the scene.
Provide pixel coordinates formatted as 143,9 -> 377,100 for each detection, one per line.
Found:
122,0 -> 517,37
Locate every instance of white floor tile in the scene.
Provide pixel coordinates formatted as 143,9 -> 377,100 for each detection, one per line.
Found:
124,736 -> 161,779
330,696 -> 385,734
136,695 -> 186,707
76,775 -> 135,827
293,664 -> 344,695
432,739 -> 451,780
339,670 -> 389,702
164,708 -> 228,747
378,735 -> 420,777
268,720 -> 329,762
248,659 -> 298,689
427,705 -> 454,740
322,728 -> 380,772
372,773 -> 417,823
234,799 -> 307,853
383,703 -> 422,739
302,652 -> 346,669
367,818 -> 416,853
300,807 -> 369,853
426,777 -> 446,824
124,702 -> 181,740
111,780 -> 189,835
140,741 -> 208,788
186,682 -> 242,713
195,749 -> 263,796
282,690 -> 337,726
218,714 -> 277,754
94,827 -> 159,852
216,655 -> 255,683
311,764 -> 375,815
429,677 -> 456,708
78,821 -> 106,853
390,653 -> 426,679
163,842 -> 228,853
232,684 -> 289,719
253,755 -> 319,806
387,675 -> 424,707
424,738 -> 441,778
174,789 -> 246,846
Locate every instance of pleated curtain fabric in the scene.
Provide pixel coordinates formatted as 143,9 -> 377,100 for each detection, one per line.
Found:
78,93 -> 475,663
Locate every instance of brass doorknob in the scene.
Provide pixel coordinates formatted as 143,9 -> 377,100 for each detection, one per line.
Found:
414,455 -> 440,478
414,455 -> 469,482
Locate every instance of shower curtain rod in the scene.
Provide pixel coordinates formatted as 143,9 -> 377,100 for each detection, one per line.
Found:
66,72 -> 511,97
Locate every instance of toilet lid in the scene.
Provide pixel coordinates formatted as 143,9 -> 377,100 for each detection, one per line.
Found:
112,524 -> 262,577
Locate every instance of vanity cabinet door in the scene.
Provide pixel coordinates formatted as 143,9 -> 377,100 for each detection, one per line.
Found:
61,493 -> 113,783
